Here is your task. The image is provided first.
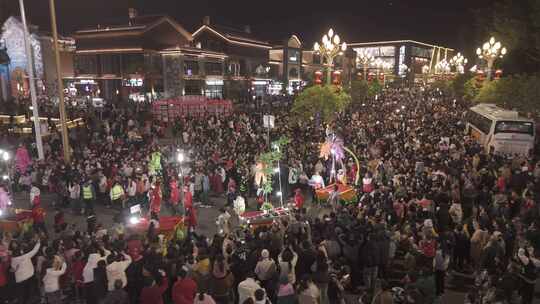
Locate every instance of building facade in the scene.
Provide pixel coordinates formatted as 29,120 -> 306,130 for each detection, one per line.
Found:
72,14 -> 194,103
3,9 -> 457,105
349,40 -> 454,83
0,16 -> 75,103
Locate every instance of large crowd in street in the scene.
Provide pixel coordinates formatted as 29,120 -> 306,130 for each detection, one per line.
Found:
0,85 -> 540,304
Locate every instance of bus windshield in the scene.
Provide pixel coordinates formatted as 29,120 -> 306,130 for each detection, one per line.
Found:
494,121 -> 534,135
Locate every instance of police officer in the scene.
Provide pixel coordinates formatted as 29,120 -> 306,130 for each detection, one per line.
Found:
110,181 -> 125,210
82,179 -> 95,215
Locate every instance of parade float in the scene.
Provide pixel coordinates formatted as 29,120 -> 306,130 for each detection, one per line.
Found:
0,208 -> 33,233
126,204 -> 186,246
239,136 -> 292,229
314,127 -> 360,205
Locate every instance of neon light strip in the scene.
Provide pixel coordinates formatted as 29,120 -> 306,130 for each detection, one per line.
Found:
76,26 -> 146,33
348,40 -> 454,51
192,25 -> 272,49
160,50 -> 227,59
142,17 -> 192,41
76,48 -> 144,54
290,35 -> 302,46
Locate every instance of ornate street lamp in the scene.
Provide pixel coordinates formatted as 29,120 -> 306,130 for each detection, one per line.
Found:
435,59 -> 451,75
449,52 -> 468,74
476,37 -> 506,80
314,28 -> 347,85
356,49 -> 375,80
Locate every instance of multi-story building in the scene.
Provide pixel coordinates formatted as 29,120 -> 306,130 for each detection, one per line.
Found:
190,16 -> 272,99
71,12 -> 194,102
348,40 -> 454,83
2,8 -> 457,104
72,12 -> 274,102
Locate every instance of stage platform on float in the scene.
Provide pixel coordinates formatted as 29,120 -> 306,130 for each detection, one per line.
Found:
315,183 -> 358,204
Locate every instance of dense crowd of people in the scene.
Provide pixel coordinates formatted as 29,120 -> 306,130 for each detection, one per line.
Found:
0,86 -> 539,304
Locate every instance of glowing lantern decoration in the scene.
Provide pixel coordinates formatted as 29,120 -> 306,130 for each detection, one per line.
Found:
332,71 -> 341,85
314,71 -> 323,84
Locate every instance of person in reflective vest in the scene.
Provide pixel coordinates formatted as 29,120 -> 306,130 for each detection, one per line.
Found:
110,181 -> 125,209
82,180 -> 95,215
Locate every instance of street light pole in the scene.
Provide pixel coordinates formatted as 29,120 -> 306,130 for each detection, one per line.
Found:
314,29 -> 347,86
49,0 -> 70,163
18,0 -> 44,160
476,37 -> 506,81
450,52 -> 468,74
356,49 -> 374,81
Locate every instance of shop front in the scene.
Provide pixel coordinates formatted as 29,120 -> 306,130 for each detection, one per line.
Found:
205,78 -> 224,98
251,79 -> 269,97
122,76 -> 145,102
268,81 -> 283,95
185,79 -> 204,96
287,79 -> 304,95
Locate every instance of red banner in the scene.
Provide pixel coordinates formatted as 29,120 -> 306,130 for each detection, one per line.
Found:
152,96 -> 233,121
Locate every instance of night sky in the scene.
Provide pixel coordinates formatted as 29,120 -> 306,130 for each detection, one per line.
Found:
2,0 -> 492,51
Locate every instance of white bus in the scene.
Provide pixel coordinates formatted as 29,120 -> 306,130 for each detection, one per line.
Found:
465,104 -> 535,156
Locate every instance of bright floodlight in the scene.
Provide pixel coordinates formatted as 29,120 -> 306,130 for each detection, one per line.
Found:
0,209 -> 3,216
274,167 -> 280,173
277,191 -> 282,197
2,152 -> 9,161
2,175 -> 7,180
129,216 -> 140,225
177,152 -> 184,163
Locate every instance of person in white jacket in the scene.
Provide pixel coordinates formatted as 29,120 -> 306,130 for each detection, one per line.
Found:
83,248 -> 110,304
30,184 -> 40,207
11,240 -> 40,304
43,258 -> 67,304
238,273 -> 262,304
106,252 -> 132,291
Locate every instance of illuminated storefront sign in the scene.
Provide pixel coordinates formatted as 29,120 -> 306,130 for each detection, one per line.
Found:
206,79 -> 224,86
252,80 -> 268,86
123,78 -> 143,87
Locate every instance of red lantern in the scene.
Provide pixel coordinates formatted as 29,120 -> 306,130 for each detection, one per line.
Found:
314,71 -> 322,85
378,73 -> 384,82
333,71 -> 341,85
495,69 -> 503,79
368,72 -> 375,82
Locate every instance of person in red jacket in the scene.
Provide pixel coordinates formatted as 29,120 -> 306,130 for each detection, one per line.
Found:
32,201 -> 47,235
169,178 -> 180,207
140,270 -> 168,304
150,181 -> 162,215
294,188 -> 304,210
184,186 -> 193,210
172,267 -> 197,304
71,251 -> 85,302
